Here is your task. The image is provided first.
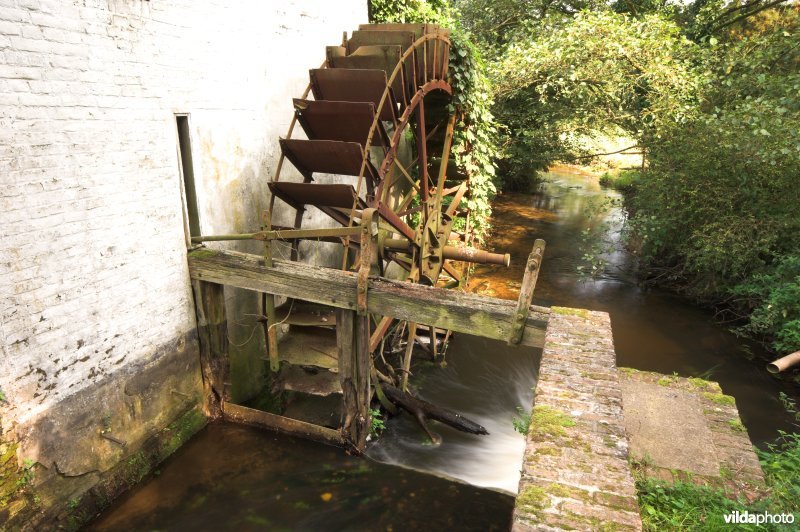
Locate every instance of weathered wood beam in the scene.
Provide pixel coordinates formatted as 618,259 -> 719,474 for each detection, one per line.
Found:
190,280 -> 231,418
337,309 -> 371,452
223,402 -> 345,447
187,248 -> 549,348
509,239 -> 546,345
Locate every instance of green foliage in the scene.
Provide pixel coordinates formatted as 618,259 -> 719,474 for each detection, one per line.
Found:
490,10 -> 703,187
638,433 -> 800,530
779,392 -> 800,430
369,408 -> 386,438
454,0 -> 798,349
598,169 -> 642,194
512,406 -> 531,435
370,0 -> 449,25
732,256 -> 800,354
637,479 -> 747,530
15,458 -> 36,489
758,432 -> 800,516
627,13 -> 800,350
369,0 -> 500,242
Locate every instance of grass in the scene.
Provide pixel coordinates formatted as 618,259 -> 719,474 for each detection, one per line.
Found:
598,170 -> 642,194
369,408 -> 385,438
636,432 -> 800,530
513,406 -> 532,435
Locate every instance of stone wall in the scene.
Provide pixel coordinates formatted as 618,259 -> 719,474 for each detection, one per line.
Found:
513,308 -> 642,531
0,0 -> 366,526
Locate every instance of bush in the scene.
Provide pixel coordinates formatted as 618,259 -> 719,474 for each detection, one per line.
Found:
733,256 -> 800,354
598,170 -> 642,195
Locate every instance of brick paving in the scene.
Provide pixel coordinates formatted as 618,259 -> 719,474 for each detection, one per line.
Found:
513,308 -> 642,531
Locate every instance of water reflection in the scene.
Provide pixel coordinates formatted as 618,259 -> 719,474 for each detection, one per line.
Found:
89,423 -> 513,532
470,169 -> 798,445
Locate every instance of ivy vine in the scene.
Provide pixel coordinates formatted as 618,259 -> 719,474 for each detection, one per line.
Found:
369,0 -> 499,244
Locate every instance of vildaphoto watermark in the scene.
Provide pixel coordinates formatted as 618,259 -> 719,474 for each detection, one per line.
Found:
724,510 -> 796,525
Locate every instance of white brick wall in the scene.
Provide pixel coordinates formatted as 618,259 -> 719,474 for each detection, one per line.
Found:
0,0 -> 366,428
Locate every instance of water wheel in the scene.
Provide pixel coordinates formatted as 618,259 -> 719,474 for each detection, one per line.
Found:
261,23 -> 510,434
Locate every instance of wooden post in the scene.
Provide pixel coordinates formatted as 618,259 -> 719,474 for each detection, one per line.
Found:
337,309 -> 371,452
191,280 -> 231,418
401,322 -> 418,391
358,208 -> 377,316
262,209 -> 280,372
509,239 -> 546,345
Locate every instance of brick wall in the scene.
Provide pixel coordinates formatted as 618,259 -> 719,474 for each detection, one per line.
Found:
0,0 -> 366,524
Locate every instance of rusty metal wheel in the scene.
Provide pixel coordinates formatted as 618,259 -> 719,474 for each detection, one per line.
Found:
263,23 -> 509,396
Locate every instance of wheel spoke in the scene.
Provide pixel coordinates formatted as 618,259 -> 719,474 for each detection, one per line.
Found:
401,322 -> 417,391
436,114 -> 457,201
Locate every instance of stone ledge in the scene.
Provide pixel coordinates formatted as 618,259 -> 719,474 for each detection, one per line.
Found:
514,308 -> 642,531
619,369 -> 764,497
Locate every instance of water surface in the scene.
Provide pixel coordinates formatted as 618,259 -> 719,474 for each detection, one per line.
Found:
89,422 -> 513,531
90,167 -> 799,530
468,169 -> 799,445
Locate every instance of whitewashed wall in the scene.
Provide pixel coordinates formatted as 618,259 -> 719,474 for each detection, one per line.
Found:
0,0 -> 367,524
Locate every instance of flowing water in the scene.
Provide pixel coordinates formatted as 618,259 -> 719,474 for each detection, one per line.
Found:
366,334 -> 539,494
465,168 -> 799,446
90,167 -> 798,529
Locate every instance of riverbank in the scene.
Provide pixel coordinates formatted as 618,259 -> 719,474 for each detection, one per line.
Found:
483,168 -> 799,529
595,167 -> 800,384
476,168 -> 799,444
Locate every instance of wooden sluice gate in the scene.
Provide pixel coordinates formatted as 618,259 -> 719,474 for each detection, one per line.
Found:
188,235 -> 548,452
186,23 -> 549,452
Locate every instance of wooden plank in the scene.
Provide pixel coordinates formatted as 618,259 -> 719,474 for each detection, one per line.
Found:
355,312 -> 371,449
187,248 -> 549,348
509,239 -> 546,345
223,402 -> 345,447
190,280 -> 230,418
337,310 -> 371,452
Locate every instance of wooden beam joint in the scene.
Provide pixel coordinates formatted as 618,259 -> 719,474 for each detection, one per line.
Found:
509,239 -> 546,345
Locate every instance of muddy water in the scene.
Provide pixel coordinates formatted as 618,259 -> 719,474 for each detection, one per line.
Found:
467,168 -> 799,446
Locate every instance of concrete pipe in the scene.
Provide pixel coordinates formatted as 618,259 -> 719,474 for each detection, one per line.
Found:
766,350 -> 800,374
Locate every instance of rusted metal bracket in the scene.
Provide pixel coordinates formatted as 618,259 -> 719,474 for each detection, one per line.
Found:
509,239 -> 546,345
358,208 -> 378,316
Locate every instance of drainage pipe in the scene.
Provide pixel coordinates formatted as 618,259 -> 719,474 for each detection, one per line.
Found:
767,351 -> 800,373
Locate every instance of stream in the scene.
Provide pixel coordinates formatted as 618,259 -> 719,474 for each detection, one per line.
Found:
89,168 -> 798,530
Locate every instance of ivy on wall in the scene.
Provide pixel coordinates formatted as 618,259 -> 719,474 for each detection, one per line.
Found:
369,0 -> 499,243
